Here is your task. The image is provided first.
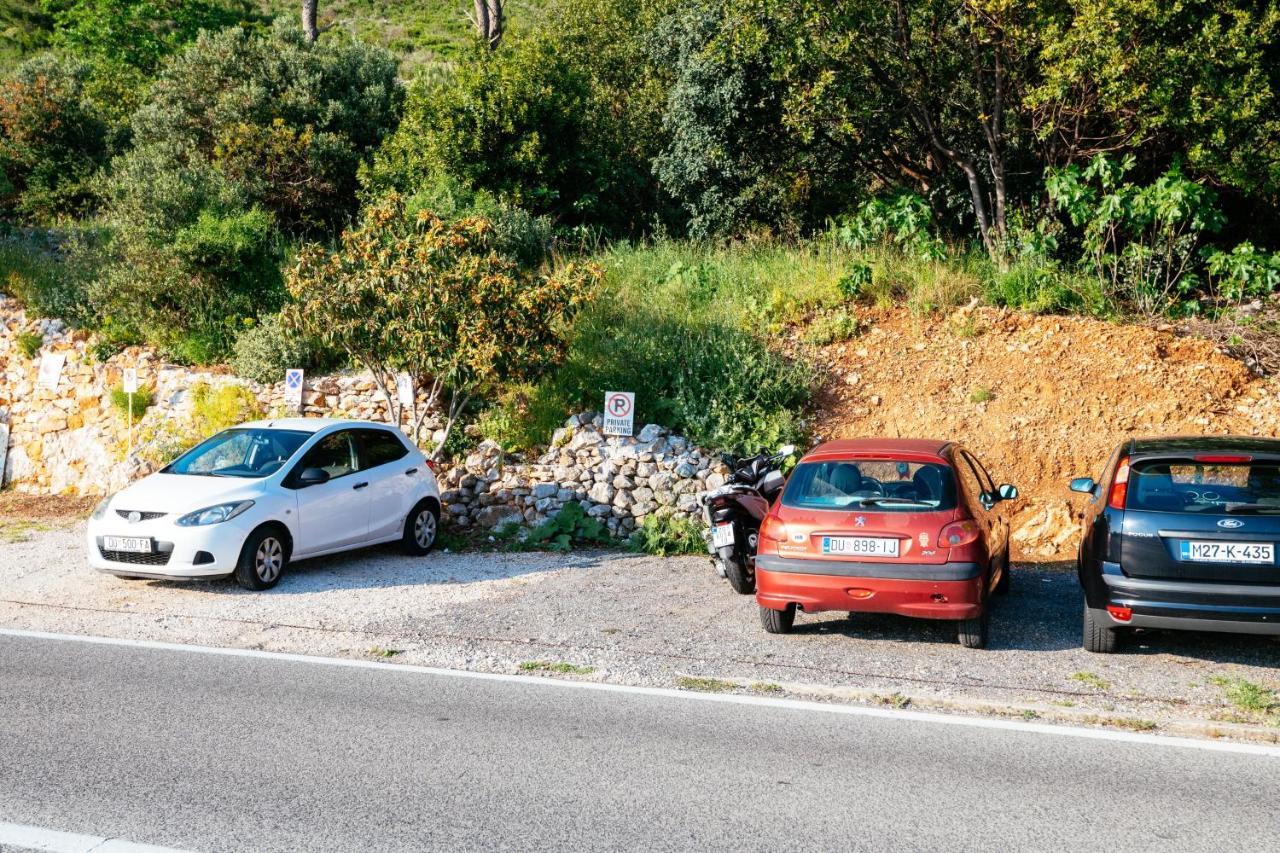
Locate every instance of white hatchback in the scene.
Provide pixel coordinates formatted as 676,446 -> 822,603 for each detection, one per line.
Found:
87,418 -> 442,589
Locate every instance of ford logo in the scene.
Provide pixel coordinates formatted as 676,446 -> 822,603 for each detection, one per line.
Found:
1217,519 -> 1244,529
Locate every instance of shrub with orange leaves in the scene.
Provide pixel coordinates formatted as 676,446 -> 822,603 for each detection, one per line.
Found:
285,194 -> 600,454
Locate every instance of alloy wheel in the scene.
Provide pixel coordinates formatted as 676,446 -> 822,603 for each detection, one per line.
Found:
414,509 -> 437,549
255,537 -> 284,582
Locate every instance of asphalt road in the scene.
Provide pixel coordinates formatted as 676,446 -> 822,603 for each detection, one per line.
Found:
1,634 -> 1278,852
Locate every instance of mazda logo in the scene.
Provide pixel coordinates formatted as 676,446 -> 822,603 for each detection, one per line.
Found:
1217,519 -> 1244,529
127,511 -> 142,524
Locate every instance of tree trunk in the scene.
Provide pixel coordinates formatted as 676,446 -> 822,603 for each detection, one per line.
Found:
302,0 -> 319,44
472,0 -> 504,50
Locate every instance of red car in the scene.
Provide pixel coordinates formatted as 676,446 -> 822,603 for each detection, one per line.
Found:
756,439 -> 1017,648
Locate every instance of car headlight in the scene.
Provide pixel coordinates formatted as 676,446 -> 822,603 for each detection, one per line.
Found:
176,501 -> 255,527
90,494 -> 114,521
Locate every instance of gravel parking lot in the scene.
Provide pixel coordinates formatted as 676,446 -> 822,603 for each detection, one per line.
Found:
2,517 -> 1278,742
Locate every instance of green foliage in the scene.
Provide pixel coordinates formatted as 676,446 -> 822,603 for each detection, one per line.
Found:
628,513 -> 703,556
229,312 -> 316,384
133,20 -> 401,232
401,175 -> 554,269
15,328 -> 40,358
285,194 -> 600,453
0,234 -> 89,320
835,193 -> 945,261
1203,243 -> 1280,305
109,384 -> 154,416
526,501 -> 611,551
42,1 -> 254,74
803,308 -> 861,346
473,381 -> 568,453
836,262 -> 872,299
0,54 -> 108,222
1047,155 -> 1225,316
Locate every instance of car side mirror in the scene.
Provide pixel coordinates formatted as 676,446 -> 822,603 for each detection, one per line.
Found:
298,467 -> 330,487
1069,477 -> 1096,495
998,483 -> 1018,501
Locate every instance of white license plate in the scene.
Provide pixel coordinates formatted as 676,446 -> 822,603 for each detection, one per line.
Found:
103,536 -> 152,554
1180,541 -> 1273,564
822,536 -> 899,557
711,523 -> 735,548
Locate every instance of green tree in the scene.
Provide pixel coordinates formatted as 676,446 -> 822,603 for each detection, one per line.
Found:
284,194 -> 600,454
0,54 -> 107,222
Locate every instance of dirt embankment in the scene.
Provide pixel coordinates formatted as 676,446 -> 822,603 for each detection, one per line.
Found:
812,306 -> 1280,559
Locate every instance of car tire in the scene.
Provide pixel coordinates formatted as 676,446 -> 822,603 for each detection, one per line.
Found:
760,604 -> 796,634
957,609 -> 989,649
1083,603 -> 1119,653
234,526 -> 288,591
402,500 -> 440,556
723,554 -> 755,595
993,554 -> 1011,596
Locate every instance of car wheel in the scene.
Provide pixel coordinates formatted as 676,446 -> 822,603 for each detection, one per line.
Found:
722,554 -> 755,595
994,554 -> 1011,596
402,501 -> 439,556
957,608 -> 989,649
1083,603 -> 1119,653
760,604 -> 796,634
234,527 -> 288,591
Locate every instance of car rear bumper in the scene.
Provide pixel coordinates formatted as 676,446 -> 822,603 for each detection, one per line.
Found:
756,555 -> 984,619
1099,561 -> 1280,634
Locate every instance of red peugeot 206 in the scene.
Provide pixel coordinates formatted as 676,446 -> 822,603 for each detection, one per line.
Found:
756,439 -> 1017,648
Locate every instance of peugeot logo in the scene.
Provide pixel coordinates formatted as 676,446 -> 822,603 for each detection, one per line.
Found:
127,511 -> 142,524
855,516 -> 866,527
1217,519 -> 1244,529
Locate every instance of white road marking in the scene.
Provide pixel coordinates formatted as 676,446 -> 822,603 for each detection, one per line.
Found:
0,821 -> 195,853
3,627 -> 1279,758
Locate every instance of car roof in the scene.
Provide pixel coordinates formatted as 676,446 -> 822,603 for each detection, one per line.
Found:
237,417 -> 398,434
803,438 -> 954,462
1126,435 -> 1280,457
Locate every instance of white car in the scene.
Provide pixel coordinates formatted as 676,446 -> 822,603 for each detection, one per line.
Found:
87,418 -> 442,590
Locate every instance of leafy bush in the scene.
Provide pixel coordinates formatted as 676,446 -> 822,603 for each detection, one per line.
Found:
1046,155 -> 1224,317
0,236 -> 90,320
473,382 -> 568,453
804,308 -> 861,346
132,20 -> 401,233
400,175 -> 554,269
230,312 -> 316,384
15,329 -> 41,358
526,501 -> 611,551
1203,242 -> 1280,305
0,54 -> 108,222
109,384 -> 154,416
836,262 -> 872,299
628,513 -> 704,556
835,192 -> 945,261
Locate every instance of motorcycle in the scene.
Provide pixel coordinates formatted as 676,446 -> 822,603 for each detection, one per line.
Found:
701,445 -> 794,594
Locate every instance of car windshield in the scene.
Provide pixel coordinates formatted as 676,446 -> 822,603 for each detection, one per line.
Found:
1128,460 -> 1280,514
163,428 -> 311,479
781,459 -> 957,511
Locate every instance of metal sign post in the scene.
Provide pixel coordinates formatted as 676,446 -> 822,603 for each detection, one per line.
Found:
122,367 -> 138,452
602,391 -> 635,437
285,369 -> 305,415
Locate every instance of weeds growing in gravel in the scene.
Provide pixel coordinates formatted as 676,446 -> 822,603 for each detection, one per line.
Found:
1207,676 -> 1280,719
1070,671 -> 1111,691
520,661 -> 595,675
629,514 -> 704,556
677,676 -> 736,693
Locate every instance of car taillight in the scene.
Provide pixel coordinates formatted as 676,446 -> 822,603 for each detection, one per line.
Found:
939,520 -> 979,548
425,459 -> 437,473
1107,605 -> 1133,622
1107,457 -> 1130,510
760,518 -> 787,541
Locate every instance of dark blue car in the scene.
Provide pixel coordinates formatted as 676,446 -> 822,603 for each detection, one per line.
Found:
1071,436 -> 1280,652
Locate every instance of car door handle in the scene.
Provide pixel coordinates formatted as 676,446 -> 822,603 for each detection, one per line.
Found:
405,468 -> 418,476
353,482 -> 369,490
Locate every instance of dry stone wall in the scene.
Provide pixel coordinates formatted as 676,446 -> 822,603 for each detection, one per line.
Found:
1,297 -> 718,536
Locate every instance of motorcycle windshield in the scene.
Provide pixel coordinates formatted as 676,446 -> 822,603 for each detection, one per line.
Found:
780,460 -> 958,512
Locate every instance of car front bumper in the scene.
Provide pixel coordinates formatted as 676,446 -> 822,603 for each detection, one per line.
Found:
756,555 -> 984,620
1098,562 -> 1280,635
86,516 -> 254,579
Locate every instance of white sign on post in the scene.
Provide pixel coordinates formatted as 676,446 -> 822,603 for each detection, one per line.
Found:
284,368 -> 305,410
122,367 -> 139,394
602,390 -> 635,437
36,353 -> 65,390
396,373 -> 415,408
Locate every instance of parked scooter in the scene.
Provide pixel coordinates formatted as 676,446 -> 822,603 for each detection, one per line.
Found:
701,445 -> 794,594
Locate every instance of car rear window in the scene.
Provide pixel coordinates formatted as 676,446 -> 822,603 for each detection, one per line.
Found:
1128,460 -> 1280,514
781,459 -> 957,511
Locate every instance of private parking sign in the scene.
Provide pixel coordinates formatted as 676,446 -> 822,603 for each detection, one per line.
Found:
284,368 -> 304,409
602,391 -> 634,437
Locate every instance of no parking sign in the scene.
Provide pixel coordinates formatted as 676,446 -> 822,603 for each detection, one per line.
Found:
602,391 -> 634,437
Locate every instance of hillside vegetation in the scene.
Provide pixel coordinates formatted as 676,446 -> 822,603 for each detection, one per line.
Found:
2,0 -> 1279,472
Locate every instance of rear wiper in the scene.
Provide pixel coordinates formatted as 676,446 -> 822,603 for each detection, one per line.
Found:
857,497 -> 932,507
1223,503 -> 1280,514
